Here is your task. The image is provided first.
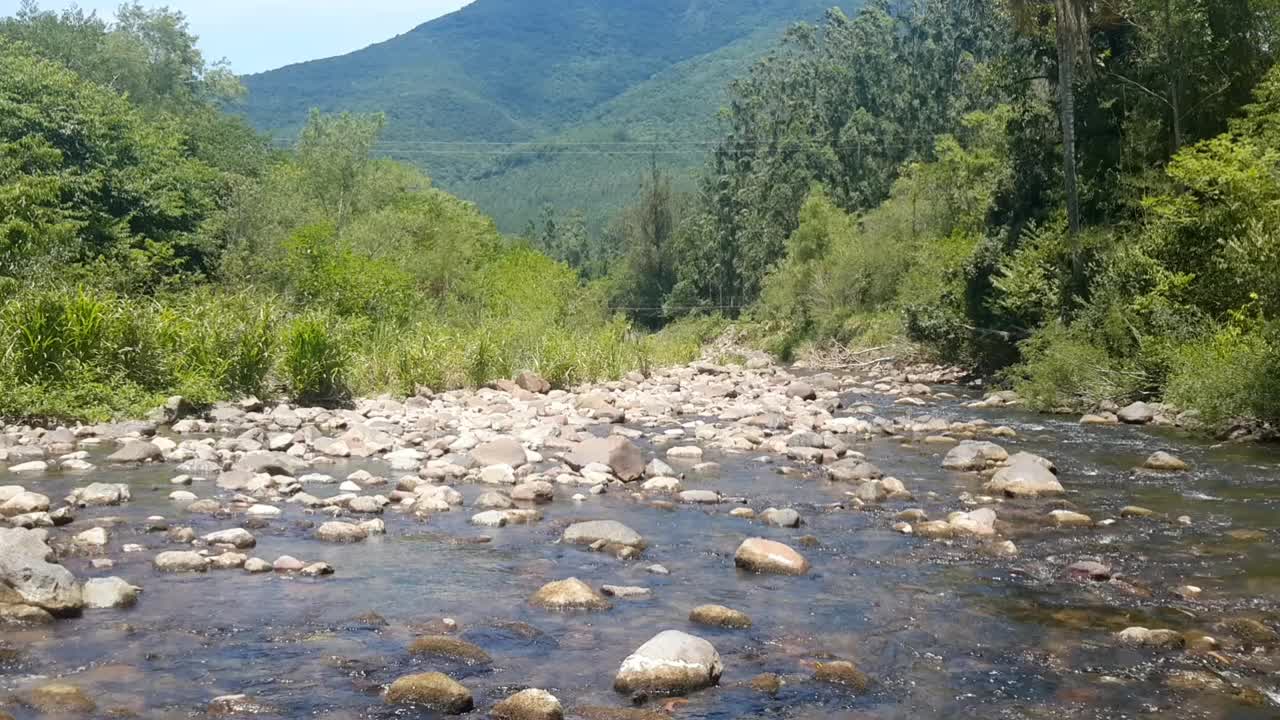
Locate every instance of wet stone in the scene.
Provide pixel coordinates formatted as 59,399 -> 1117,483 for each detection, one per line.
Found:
813,660 -> 870,692
689,604 -> 751,629
384,672 -> 473,714
530,578 -> 611,611
750,673 -> 782,695
492,689 -> 563,720
734,538 -> 810,576
613,630 -> 723,696
408,635 -> 491,665
29,683 -> 95,714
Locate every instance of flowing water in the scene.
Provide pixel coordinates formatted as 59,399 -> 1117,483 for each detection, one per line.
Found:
3,385 -> 1279,720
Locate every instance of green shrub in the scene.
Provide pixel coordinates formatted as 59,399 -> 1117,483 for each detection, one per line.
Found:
280,314 -> 349,404
1165,321 -> 1280,424
1005,322 -> 1147,410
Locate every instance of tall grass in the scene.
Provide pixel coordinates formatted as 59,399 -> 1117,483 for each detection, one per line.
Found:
0,286 -> 714,422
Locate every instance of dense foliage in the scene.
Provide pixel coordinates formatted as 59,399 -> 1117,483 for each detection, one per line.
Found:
639,0 -> 1280,427
0,5 -> 709,423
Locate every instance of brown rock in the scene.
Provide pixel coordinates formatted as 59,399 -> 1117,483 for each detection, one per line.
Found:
29,683 -> 95,714
408,636 -> 492,665
530,578 -> 611,611
734,538 -> 810,576
492,688 -> 562,720
813,660 -> 870,692
384,672 -> 473,713
689,604 -> 752,629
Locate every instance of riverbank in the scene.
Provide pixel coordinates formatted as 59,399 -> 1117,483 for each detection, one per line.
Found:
1,353 -> 1278,718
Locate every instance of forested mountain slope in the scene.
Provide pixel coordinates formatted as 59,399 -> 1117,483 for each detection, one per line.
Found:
239,0 -> 837,230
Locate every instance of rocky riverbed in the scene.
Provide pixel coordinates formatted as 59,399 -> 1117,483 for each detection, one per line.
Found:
1,354 -> 1278,719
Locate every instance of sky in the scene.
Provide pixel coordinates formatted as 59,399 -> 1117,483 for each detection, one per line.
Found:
0,0 -> 474,74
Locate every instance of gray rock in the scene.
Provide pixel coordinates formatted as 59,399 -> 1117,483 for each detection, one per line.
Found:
564,436 -> 645,481
154,551 -> 208,572
0,528 -> 83,613
73,482 -> 130,507
827,459 -> 883,482
107,440 -> 162,464
1118,401 -> 1155,424
986,456 -> 1064,497
1144,451 -> 1188,471
613,630 -> 723,696
315,521 -> 367,543
942,441 -> 1009,471
760,508 -> 802,528
562,520 -> 644,548
233,451 -> 307,475
203,528 -> 256,549
472,437 -> 528,467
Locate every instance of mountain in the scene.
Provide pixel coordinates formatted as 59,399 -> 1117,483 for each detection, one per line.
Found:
240,0 -> 840,231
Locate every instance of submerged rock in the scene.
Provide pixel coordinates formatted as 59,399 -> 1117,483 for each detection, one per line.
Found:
613,630 -> 723,696
1143,451 -> 1188,471
813,660 -> 870,692
530,578 -> 611,611
384,672 -> 473,713
28,683 -> 95,714
408,636 -> 491,665
689,604 -> 752,629
492,689 -> 563,720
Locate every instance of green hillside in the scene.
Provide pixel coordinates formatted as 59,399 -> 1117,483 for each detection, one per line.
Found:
239,0 -> 838,231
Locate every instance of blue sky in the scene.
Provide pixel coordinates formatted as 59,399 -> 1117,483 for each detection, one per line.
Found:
0,0 -> 473,73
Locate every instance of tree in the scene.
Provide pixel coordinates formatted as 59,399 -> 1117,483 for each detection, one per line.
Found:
295,110 -> 386,226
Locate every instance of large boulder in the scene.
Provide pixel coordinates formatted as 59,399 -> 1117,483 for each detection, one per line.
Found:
472,437 -> 528,468
515,371 -> 552,395
562,520 -> 644,549
734,538 -> 810,576
613,630 -> 723,696
942,441 -> 1008,471
384,672 -> 473,714
564,436 -> 645,481
985,454 -> 1063,498
0,528 -> 82,613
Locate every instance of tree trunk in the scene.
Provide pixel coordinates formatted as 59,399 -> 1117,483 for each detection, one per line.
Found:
1165,0 -> 1185,152
1055,0 -> 1083,305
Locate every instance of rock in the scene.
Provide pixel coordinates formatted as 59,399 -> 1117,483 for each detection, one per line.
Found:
203,528 -> 256,549
472,437 -> 528,467
1118,627 -> 1184,650
83,577 -> 141,609
1143,451 -> 1188,471
475,491 -> 514,510
572,707 -> 668,720
29,683 -> 95,714
0,528 -> 82,613
409,636 -> 492,665
641,476 -> 681,494
562,520 -> 644,549
154,551 -> 208,572
1121,506 -> 1156,518
512,480 -> 554,503
0,603 -> 54,624
273,556 -> 305,572
515,371 -> 552,394
384,672 -> 474,713
1080,413 -> 1118,425
530,578 -> 611,611
315,521 -> 367,543
210,552 -> 248,570
208,694 -> 277,717
814,660 -> 870,692
74,527 -> 109,547
1118,401 -> 1155,424
750,673 -> 783,695
1216,617 -> 1278,645
73,482 -> 131,506
827,459 -> 883,482
565,436 -> 645,481
0,490 -> 49,516
785,382 -> 817,400
734,538 -> 810,576
667,446 -> 704,460
1065,560 -> 1112,581
986,455 -> 1064,498
244,558 -> 272,573
613,630 -> 723,696
948,508 -> 998,537
689,604 -> 751,629
1047,509 -> 1092,527
645,459 -> 674,478
493,688 -> 563,720
601,585 -> 651,599
759,508 -> 802,528
107,440 -> 162,464
233,451 -> 307,476
9,460 -> 48,474
678,490 -> 720,504
942,441 -> 1009,471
